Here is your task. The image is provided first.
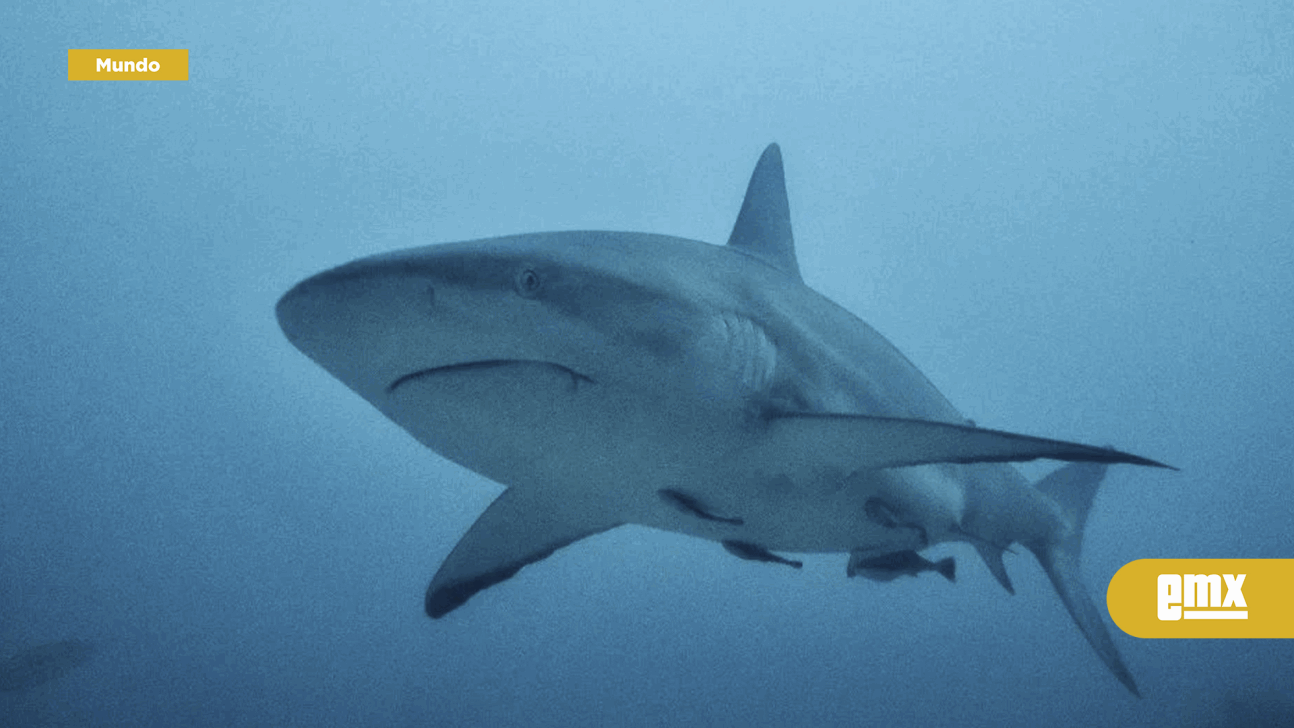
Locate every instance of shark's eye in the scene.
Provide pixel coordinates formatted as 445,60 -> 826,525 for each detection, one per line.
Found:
514,268 -> 542,298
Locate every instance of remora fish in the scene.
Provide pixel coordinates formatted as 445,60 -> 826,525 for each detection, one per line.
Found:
848,549 -> 956,582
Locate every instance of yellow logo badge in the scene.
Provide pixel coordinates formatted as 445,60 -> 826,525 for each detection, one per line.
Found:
68,50 -> 189,81
1107,559 -> 1294,638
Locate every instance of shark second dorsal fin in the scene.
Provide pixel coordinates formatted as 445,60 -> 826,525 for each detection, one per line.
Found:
727,143 -> 802,281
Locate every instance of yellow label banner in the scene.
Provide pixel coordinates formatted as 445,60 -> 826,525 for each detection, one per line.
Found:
68,49 -> 188,81
1107,559 -> 1294,638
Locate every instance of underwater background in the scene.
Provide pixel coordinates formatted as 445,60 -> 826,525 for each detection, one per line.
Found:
2,1 -> 1292,725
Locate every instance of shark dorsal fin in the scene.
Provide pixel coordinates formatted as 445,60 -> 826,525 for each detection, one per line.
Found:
726,143 -> 802,281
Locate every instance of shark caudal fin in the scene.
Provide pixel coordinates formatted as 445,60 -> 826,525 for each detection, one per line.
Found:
1027,462 -> 1140,697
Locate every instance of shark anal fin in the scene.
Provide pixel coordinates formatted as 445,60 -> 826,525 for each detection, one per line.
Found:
426,487 -> 620,618
753,413 -> 1173,472
658,489 -> 744,526
722,540 -> 803,568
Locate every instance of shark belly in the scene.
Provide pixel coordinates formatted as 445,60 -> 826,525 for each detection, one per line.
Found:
379,359 -> 748,498
379,360 -> 953,554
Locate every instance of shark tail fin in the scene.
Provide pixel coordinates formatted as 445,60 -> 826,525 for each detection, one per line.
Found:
935,557 -> 956,583
1027,462 -> 1141,698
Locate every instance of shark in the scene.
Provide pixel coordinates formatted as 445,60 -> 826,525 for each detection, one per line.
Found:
276,144 -> 1169,696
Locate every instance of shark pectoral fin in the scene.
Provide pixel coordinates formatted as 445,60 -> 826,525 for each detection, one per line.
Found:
425,487 -> 621,618
759,414 -> 1173,471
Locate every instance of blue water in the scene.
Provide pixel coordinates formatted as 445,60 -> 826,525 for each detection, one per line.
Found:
3,2 -> 1292,725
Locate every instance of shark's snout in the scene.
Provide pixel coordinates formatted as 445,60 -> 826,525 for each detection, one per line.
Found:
278,257 -> 440,340
275,261 -> 453,404
274,278 -> 321,347
278,248 -> 590,409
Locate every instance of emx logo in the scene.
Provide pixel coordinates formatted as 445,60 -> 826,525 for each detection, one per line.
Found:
1108,559 -> 1294,638
1158,573 -> 1246,620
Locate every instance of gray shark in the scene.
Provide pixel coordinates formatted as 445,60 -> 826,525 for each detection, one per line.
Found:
277,144 -> 1169,696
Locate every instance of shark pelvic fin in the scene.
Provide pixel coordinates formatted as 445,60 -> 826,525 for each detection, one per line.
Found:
658,489 -> 744,525
425,487 -> 621,618
722,540 -> 803,568
727,143 -> 801,281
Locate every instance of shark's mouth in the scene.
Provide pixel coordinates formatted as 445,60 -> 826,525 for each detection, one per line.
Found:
386,360 -> 594,395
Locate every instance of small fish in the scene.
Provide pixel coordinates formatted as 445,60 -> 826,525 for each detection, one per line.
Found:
848,550 -> 955,583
